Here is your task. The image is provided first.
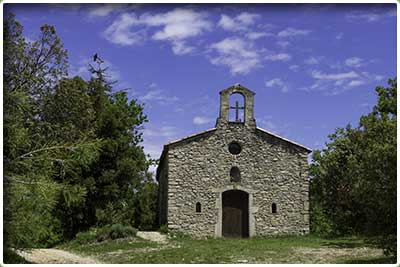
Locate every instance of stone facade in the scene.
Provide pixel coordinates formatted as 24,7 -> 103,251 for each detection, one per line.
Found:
156,84 -> 311,238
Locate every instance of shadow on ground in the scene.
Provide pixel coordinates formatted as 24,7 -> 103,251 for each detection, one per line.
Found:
320,236 -> 375,249
341,256 -> 396,264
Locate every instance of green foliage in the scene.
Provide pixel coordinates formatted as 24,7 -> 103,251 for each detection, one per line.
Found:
310,78 -> 397,255
109,224 -> 138,240
138,180 -> 158,230
73,224 -> 138,244
4,14 -> 157,257
3,13 -> 85,252
3,249 -> 31,264
158,224 -> 169,234
73,229 -> 98,244
309,204 -> 333,237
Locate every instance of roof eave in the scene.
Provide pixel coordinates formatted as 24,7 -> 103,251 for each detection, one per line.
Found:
256,127 -> 312,153
156,128 -> 217,181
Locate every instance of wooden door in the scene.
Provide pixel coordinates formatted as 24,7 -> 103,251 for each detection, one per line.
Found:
222,190 -> 249,237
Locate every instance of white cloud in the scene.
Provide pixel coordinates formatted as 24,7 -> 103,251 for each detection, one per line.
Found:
346,8 -> 395,22
257,116 -> 290,135
146,8 -> 211,41
171,40 -> 194,55
141,141 -> 163,160
304,69 -> 379,94
148,82 -> 157,89
145,8 -> 211,55
209,37 -> 261,75
159,126 -> 178,137
193,116 -> 212,125
103,13 -> 143,46
347,80 -> 365,87
277,40 -> 290,48
304,56 -> 321,65
143,126 -> 178,139
89,5 -> 116,17
374,75 -> 385,81
88,4 -> 133,17
347,11 -> 380,22
311,70 -> 359,80
265,53 -> 291,62
236,12 -> 260,24
335,32 -> 344,40
277,27 -> 311,38
329,61 -> 343,70
218,14 -> 235,31
139,90 -> 179,104
345,57 -> 364,68
289,65 -> 299,72
262,121 -> 278,131
265,78 -> 289,93
103,8 -> 211,55
246,31 -> 270,40
218,12 -> 260,32
257,117 -> 277,131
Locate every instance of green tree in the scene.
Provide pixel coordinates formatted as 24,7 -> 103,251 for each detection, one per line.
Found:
3,14 -> 99,255
4,15 -> 158,261
310,78 -> 397,255
85,61 -> 151,229
138,178 -> 159,230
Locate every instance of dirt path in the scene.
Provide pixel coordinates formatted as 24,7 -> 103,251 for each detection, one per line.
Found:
16,248 -> 102,264
136,231 -> 167,243
287,247 -> 383,263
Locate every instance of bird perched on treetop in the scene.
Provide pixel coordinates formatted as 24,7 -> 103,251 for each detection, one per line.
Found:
93,53 -> 98,62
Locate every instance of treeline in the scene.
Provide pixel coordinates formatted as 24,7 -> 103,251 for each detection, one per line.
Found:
309,78 -> 396,256
4,13 -> 158,257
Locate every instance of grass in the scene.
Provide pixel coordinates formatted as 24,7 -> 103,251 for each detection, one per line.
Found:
59,234 -> 396,264
3,249 -> 32,264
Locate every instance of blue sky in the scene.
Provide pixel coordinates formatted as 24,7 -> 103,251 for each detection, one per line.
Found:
4,3 -> 397,170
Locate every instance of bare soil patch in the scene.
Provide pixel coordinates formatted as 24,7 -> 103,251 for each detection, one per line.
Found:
16,248 -> 102,264
136,231 -> 167,243
288,247 -> 383,263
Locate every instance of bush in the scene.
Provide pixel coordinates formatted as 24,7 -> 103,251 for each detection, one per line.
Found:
72,224 -> 138,244
96,226 -> 111,242
381,234 -> 396,256
4,248 -> 31,264
310,204 -> 333,237
109,224 -> 138,240
159,224 -> 168,234
74,229 -> 98,244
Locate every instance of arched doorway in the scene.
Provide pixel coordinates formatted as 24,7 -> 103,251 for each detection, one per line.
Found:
222,190 -> 249,237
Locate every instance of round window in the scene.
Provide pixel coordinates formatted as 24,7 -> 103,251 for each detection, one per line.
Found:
228,142 -> 242,155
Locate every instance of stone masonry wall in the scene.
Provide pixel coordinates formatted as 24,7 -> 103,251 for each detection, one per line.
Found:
165,122 -> 309,237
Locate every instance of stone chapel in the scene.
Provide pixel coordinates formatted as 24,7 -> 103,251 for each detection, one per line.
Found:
156,84 -> 311,238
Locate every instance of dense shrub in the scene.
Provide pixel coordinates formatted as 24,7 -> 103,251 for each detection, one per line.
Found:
158,224 -> 168,234
310,204 -> 333,237
74,229 -> 98,244
72,224 -> 138,244
109,224 -> 138,240
3,249 -> 31,264
309,78 -> 397,256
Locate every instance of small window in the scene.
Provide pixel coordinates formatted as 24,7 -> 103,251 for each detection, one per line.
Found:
196,202 -> 201,213
272,203 -> 277,214
230,167 -> 241,182
228,142 -> 242,155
